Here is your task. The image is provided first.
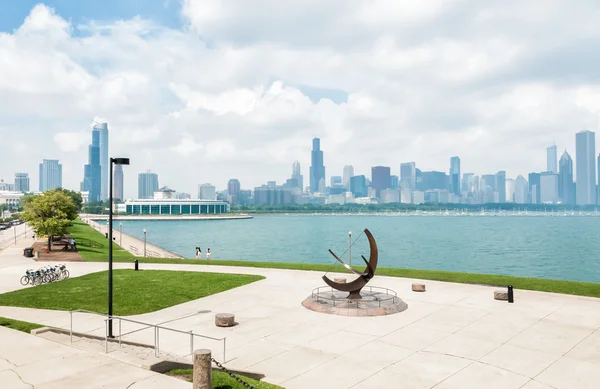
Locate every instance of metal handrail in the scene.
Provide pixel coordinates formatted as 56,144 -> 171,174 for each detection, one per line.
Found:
69,309 -> 227,360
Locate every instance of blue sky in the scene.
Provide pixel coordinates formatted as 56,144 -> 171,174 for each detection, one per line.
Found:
0,0 -> 182,32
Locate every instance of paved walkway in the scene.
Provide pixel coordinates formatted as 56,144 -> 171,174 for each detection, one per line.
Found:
0,326 -> 191,389
0,236 -> 599,388
82,218 -> 182,259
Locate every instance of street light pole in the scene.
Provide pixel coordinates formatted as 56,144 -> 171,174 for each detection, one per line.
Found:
108,157 -> 129,338
143,229 -> 147,257
348,231 -> 352,267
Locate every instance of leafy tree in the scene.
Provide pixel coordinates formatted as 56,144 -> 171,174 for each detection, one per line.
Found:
56,188 -> 83,211
22,190 -> 78,250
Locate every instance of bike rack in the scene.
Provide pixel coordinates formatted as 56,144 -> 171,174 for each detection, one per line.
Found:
70,309 -> 227,361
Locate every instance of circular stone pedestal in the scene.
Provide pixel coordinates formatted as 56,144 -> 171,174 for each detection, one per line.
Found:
302,286 -> 408,316
215,313 -> 235,327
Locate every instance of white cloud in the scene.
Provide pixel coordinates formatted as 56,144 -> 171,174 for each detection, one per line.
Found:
2,2 -> 600,196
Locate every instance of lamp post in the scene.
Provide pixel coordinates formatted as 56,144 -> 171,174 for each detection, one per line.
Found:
143,229 -> 147,257
14,225 -> 17,245
119,222 -> 122,247
348,231 -> 352,266
108,157 -> 130,338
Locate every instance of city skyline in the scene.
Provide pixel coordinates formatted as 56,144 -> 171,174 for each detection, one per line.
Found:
3,3 -> 600,197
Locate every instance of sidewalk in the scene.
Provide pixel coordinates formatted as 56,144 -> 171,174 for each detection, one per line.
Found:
83,218 -> 182,259
0,326 -> 191,389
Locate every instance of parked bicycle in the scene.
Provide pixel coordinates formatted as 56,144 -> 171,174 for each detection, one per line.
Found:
20,264 -> 69,286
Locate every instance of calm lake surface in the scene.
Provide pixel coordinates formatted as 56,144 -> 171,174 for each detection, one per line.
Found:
111,215 -> 600,282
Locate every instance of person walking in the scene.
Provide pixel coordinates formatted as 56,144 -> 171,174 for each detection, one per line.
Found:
206,248 -> 211,260
198,247 -> 202,260
195,247 -> 200,260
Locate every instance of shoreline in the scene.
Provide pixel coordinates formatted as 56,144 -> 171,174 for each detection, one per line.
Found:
80,213 -> 253,221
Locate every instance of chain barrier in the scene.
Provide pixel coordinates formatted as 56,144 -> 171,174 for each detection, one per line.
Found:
211,357 -> 256,389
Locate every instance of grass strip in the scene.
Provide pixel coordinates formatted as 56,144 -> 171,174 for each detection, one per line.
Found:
0,316 -> 44,333
166,369 -> 284,389
0,270 -> 263,316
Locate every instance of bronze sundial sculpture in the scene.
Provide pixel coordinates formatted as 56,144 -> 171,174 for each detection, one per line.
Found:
322,228 -> 378,300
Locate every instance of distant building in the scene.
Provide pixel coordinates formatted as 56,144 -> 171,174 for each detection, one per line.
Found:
540,172 -> 559,204
412,190 -> 425,204
505,178 -> 515,203
291,161 -> 303,191
318,178 -> 326,193
113,165 -> 124,201
253,185 -> 292,205
547,144 -> 558,174
528,173 -> 541,204
14,173 -> 29,192
514,175 -> 529,204
330,176 -> 342,187
309,138 -> 325,193
576,130 -> 596,205
199,183 -> 216,200
125,199 -> 229,215
326,194 -> 346,205
558,151 -> 575,205
82,126 -> 101,202
450,156 -> 461,196
238,189 -> 252,205
400,162 -> 416,190
138,171 -> 159,199
0,180 -> 14,191
227,179 -> 241,204
342,165 -> 354,190
94,123 -> 109,201
371,166 -> 391,198
0,191 -> 23,209
176,192 -> 192,199
39,159 -> 62,191
153,186 -> 176,200
399,180 -> 412,204
381,188 -> 400,203
390,175 -> 399,189
496,171 -> 506,203
418,171 -> 448,191
350,175 -> 367,198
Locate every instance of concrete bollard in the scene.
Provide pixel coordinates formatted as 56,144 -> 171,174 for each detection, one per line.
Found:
193,349 -> 212,389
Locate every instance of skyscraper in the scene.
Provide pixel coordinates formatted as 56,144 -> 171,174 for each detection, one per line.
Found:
309,138 -> 325,193
371,166 -> 391,198
342,165 -> 354,190
495,171 -> 506,203
350,175 -> 367,198
39,159 -> 62,191
113,165 -> 124,201
94,123 -> 109,201
82,127 -> 101,202
400,162 -> 416,189
450,156 -> 460,196
138,171 -> 159,199
291,161 -> 303,190
540,172 -> 559,204
199,183 -> 216,200
514,175 -> 529,204
528,173 -> 541,204
505,178 -> 515,203
558,151 -> 575,205
227,179 -> 241,203
330,176 -> 342,187
575,130 -> 596,205
547,144 -> 558,174
14,173 -> 29,192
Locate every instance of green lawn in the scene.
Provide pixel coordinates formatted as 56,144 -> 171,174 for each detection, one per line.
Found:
0,270 -> 263,315
69,218 -> 600,299
166,369 -> 284,389
69,219 -> 136,261
0,316 -> 44,333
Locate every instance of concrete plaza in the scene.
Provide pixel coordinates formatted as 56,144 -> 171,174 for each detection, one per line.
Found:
1,238 -> 600,388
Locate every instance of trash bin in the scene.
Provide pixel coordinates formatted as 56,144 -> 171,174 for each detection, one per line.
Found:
24,248 -> 34,258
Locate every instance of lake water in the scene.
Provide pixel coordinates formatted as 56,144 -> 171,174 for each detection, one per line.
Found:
109,215 -> 600,282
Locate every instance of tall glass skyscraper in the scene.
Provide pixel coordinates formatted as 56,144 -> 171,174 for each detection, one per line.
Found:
547,144 -> 558,174
93,123 -> 109,201
14,173 -> 30,192
400,162 -> 416,189
82,127 -> 102,202
39,160 -> 62,191
450,156 -> 461,196
558,151 -> 575,205
309,138 -> 325,193
291,161 -> 303,190
138,172 -> 159,199
575,130 -> 596,205
342,165 -> 354,190
113,165 -> 124,201
371,166 -> 391,198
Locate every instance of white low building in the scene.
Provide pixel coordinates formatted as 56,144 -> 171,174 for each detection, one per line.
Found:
0,191 -> 24,209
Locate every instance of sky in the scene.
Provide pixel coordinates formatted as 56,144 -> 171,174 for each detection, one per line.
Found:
1,1 -> 600,198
